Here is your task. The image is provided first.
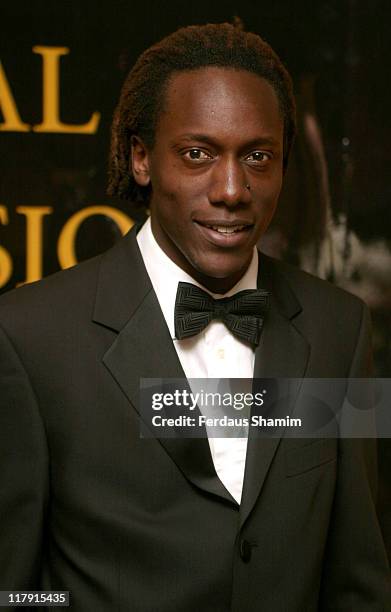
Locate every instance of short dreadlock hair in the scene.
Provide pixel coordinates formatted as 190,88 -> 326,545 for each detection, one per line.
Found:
108,22 -> 296,204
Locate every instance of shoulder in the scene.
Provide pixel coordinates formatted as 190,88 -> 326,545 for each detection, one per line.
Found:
0,253 -> 102,333
0,226 -> 142,331
262,253 -> 366,320
0,227 -> 145,356
0,255 -> 102,313
261,254 -> 371,376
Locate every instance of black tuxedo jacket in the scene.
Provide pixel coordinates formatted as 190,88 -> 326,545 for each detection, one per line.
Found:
0,227 -> 389,611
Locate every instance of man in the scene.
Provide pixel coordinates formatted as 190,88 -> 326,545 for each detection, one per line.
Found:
0,22 -> 389,611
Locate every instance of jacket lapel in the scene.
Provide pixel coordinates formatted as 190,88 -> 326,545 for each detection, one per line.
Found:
239,254 -> 310,527
93,227 -> 235,505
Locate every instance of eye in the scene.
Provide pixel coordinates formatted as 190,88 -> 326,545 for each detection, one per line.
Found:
245,151 -> 271,165
183,148 -> 213,162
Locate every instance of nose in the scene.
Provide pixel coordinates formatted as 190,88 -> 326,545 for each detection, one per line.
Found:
208,157 -> 252,207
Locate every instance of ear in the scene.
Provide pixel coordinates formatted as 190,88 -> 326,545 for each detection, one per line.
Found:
130,135 -> 151,186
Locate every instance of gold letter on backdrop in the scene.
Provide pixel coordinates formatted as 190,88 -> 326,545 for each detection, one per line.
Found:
0,62 -> 30,132
32,46 -> 101,134
57,206 -> 133,269
0,206 -> 13,287
17,206 -> 53,285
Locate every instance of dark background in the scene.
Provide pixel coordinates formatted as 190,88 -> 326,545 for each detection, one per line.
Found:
1,0 -> 390,558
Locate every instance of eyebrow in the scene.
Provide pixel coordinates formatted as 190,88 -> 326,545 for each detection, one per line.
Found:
171,133 -> 281,149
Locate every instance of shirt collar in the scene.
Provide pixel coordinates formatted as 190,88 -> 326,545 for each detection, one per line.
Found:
137,217 -> 259,339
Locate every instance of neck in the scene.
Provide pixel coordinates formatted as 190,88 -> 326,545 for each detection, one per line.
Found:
186,266 -> 250,295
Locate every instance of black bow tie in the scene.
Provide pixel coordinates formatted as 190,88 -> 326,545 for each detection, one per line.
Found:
174,282 -> 270,347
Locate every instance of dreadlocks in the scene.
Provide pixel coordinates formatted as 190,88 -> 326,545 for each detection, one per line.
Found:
108,22 -> 296,204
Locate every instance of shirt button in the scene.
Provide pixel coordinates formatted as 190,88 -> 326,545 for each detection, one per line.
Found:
217,348 -> 225,359
239,539 -> 252,562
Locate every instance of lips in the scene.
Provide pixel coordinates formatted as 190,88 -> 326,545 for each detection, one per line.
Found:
194,219 -> 253,247
195,218 -> 253,229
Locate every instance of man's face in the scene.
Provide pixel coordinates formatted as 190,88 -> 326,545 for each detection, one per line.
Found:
132,67 -> 284,293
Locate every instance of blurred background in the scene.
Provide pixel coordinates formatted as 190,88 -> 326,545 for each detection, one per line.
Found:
1,0 -> 390,557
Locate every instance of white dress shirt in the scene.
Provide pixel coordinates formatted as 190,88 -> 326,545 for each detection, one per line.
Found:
137,218 -> 258,503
